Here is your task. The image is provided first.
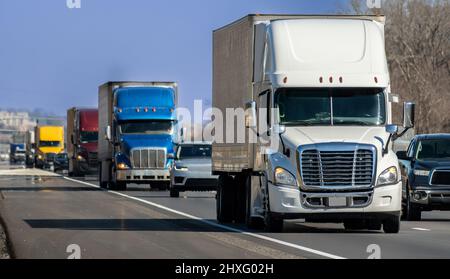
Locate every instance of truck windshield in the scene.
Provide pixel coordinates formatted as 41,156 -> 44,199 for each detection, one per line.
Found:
119,120 -> 173,135
416,139 -> 450,161
39,141 -> 61,147
80,131 -> 98,143
275,88 -> 386,126
179,145 -> 212,158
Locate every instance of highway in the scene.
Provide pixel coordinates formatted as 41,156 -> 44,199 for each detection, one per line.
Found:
0,163 -> 449,259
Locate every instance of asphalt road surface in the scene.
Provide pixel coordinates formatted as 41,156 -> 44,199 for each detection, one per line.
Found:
0,163 -> 449,259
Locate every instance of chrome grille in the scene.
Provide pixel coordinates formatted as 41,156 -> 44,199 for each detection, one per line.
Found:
131,148 -> 166,169
300,148 -> 374,188
431,170 -> 450,186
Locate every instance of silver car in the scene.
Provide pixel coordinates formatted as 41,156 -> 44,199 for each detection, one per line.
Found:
169,143 -> 218,197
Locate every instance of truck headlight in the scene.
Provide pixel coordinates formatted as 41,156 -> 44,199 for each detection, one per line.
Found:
37,154 -> 43,160
413,169 -> 430,177
117,163 -> 129,170
274,167 -> 297,186
77,155 -> 86,162
377,166 -> 398,186
174,164 -> 188,171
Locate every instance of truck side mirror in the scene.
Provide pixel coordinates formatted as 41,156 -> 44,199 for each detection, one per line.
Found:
245,101 -> 257,128
403,102 -> 415,129
271,124 -> 286,135
105,126 -> 112,142
396,151 -> 409,160
385,124 -> 398,135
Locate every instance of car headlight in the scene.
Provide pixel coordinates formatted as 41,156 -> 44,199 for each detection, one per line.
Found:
77,155 -> 86,162
377,166 -> 398,186
274,167 -> 297,186
413,169 -> 430,177
117,162 -> 129,170
174,164 -> 188,171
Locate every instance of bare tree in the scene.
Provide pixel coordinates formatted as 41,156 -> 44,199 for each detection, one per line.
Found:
342,0 -> 450,133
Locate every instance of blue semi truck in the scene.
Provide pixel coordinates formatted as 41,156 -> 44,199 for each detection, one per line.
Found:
98,82 -> 178,190
10,143 -> 26,164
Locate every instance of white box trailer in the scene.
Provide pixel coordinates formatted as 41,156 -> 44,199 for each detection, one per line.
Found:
212,15 -> 415,233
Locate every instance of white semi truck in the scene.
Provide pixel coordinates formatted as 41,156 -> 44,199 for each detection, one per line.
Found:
212,15 -> 415,233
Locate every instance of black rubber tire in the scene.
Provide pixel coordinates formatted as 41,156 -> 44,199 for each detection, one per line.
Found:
170,189 -> 180,198
383,215 -> 401,234
405,186 -> 422,221
109,166 -> 127,191
245,175 -> 264,229
367,219 -> 383,231
262,176 -> 283,232
98,163 -> 108,189
216,175 -> 234,223
234,174 -> 247,224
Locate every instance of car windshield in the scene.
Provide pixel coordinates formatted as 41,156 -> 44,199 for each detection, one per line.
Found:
275,88 -> 386,126
80,131 -> 98,143
416,139 -> 450,160
56,154 -> 68,160
179,145 -> 212,158
40,141 -> 61,147
119,120 -> 174,135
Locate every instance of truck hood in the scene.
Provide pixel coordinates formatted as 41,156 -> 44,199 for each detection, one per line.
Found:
80,142 -> 98,153
120,134 -> 174,155
176,158 -> 212,172
38,147 -> 64,155
282,126 -> 388,150
414,160 -> 450,170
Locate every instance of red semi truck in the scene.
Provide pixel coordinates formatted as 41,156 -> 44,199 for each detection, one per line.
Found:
67,108 -> 99,176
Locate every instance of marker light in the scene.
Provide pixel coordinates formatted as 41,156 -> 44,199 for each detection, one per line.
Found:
319,77 -> 323,83
144,108 -> 149,112
329,77 -> 333,83
339,77 -> 343,83
283,77 -> 288,84
136,108 -> 140,112
152,107 -> 157,112
374,77 -> 378,83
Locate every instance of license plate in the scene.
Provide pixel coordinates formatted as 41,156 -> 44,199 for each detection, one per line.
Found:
328,197 -> 347,207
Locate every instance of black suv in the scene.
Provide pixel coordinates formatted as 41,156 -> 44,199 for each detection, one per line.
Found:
397,134 -> 450,221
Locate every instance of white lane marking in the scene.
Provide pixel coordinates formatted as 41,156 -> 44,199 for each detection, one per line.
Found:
62,176 -> 345,259
412,228 -> 431,231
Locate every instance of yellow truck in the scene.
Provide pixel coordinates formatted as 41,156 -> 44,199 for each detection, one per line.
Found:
34,126 -> 64,169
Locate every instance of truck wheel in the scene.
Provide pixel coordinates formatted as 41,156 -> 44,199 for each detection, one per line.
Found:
366,219 -> 382,231
245,175 -> 263,229
216,175 -> 234,223
170,189 -> 180,198
405,187 -> 422,221
383,215 -> 401,234
98,163 -> 108,189
262,177 -> 283,232
234,174 -> 247,224
110,181 -> 127,191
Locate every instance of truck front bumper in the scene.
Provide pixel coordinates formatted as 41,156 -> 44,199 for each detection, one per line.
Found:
117,169 -> 170,182
268,181 -> 402,218
409,187 -> 450,210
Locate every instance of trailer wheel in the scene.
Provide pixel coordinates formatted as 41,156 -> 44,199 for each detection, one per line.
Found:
216,175 -> 234,223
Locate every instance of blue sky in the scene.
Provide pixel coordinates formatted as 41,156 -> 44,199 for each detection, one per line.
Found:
0,0 -> 348,115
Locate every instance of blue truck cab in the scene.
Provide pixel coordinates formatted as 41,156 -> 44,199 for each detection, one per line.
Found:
10,143 -> 26,164
98,82 -> 178,191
